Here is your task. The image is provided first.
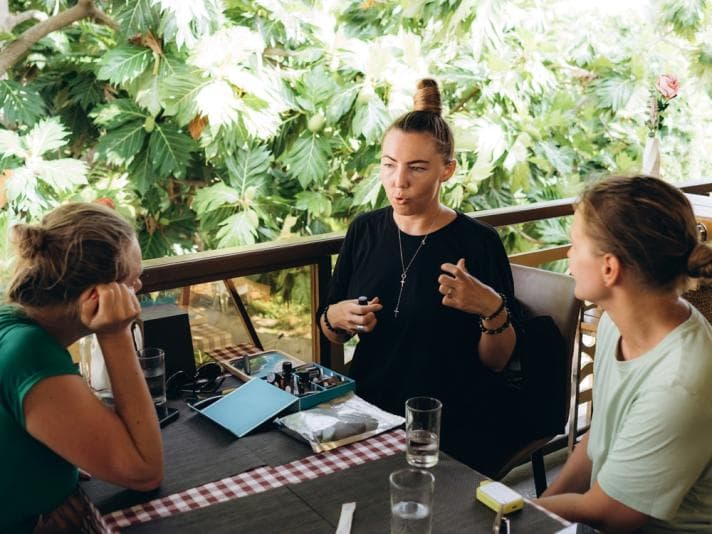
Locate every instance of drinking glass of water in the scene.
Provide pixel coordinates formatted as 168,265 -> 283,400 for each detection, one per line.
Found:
138,347 -> 166,408
405,397 -> 441,468
389,468 -> 435,534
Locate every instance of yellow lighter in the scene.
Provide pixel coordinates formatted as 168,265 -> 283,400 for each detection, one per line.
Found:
475,480 -> 524,514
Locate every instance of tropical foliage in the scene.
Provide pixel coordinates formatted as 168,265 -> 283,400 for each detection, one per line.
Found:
1,0 -> 712,269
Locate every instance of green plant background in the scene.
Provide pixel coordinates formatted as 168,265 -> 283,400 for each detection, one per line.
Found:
2,0 -> 712,300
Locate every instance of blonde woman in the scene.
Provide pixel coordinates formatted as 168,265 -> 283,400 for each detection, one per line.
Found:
538,176 -> 712,532
0,203 -> 163,532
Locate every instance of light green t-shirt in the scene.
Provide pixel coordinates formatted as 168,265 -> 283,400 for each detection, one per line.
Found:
588,307 -> 712,533
0,305 -> 80,533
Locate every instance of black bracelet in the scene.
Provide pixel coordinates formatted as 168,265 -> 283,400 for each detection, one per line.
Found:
322,304 -> 351,338
481,292 -> 507,321
479,309 -> 511,335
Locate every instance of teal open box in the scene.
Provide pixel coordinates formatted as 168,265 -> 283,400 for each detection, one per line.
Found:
191,352 -> 355,438
287,363 -> 355,411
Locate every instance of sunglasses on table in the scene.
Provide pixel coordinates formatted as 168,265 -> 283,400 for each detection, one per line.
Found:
166,362 -> 226,400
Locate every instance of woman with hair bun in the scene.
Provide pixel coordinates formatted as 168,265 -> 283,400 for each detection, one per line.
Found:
320,79 -> 526,474
0,203 -> 164,533
538,175 -> 712,532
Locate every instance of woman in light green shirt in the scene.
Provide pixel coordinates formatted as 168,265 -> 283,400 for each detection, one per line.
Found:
537,176 -> 712,532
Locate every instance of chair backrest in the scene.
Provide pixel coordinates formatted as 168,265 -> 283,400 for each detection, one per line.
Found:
511,264 -> 582,424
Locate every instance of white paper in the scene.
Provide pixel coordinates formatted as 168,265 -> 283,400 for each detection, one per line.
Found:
335,502 -> 355,534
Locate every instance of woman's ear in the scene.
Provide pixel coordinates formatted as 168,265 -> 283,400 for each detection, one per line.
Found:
79,286 -> 98,304
440,159 -> 456,183
601,253 -> 622,287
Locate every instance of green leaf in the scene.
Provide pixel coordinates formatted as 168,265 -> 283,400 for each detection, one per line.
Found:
592,77 -> 635,112
326,86 -> 358,123
352,95 -> 389,143
281,133 -> 331,188
295,191 -> 332,218
23,118 -> 69,157
510,162 -> 531,192
225,146 -> 272,193
352,172 -> 382,207
160,65 -> 209,126
67,72 -> 104,111
297,67 -> 339,109
148,122 -> 196,177
128,150 -> 155,195
614,151 -> 637,173
216,209 -> 259,247
94,121 -> 147,166
691,43 -> 712,81
92,99 -> 147,128
660,0 -> 706,39
193,182 -> 242,213
115,0 -> 160,36
126,69 -> 163,116
534,141 -> 574,176
96,45 -> 153,85
0,81 -> 46,126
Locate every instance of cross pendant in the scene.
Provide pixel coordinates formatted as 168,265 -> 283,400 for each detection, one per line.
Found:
394,307 -> 399,318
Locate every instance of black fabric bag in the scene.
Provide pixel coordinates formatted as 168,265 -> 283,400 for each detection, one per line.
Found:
506,314 -> 568,439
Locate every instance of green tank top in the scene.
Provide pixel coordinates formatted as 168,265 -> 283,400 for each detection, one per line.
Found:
0,305 -> 80,532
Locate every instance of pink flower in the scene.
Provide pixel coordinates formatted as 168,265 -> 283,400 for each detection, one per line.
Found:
655,74 -> 679,100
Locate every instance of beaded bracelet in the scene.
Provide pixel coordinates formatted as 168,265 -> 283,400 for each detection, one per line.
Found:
481,292 -> 507,321
479,310 -> 511,335
322,304 -> 352,338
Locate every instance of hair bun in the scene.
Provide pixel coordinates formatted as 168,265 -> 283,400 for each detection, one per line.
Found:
687,242 -> 712,278
413,78 -> 442,115
13,224 -> 46,259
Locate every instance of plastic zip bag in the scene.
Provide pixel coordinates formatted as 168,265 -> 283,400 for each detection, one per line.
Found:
275,393 -> 404,452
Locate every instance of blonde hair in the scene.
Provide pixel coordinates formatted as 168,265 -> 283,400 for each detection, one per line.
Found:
7,202 -> 136,307
577,175 -> 712,291
386,78 -> 454,163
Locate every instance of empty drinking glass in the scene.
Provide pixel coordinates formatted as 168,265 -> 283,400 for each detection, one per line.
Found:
79,334 -> 113,403
389,468 -> 435,534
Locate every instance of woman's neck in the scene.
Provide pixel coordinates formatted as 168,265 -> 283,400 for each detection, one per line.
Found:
603,289 -> 690,361
393,204 -> 455,235
23,305 -> 86,348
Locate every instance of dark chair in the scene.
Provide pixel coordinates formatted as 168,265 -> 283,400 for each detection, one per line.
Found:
494,264 -> 582,496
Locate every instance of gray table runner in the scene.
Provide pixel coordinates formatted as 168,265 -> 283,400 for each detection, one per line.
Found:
289,454 -> 566,533
81,398 -> 269,513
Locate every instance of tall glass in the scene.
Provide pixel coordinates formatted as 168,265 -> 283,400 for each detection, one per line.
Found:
390,468 -> 435,534
79,334 -> 113,402
137,347 -> 166,408
405,397 -> 442,468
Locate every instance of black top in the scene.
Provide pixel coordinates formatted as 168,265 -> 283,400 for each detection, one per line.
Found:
324,208 -> 524,473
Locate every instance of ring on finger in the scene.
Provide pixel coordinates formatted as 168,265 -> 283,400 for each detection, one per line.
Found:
355,324 -> 365,332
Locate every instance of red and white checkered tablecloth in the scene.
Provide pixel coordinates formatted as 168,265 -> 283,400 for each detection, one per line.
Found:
103,429 -> 406,531
204,343 -> 261,366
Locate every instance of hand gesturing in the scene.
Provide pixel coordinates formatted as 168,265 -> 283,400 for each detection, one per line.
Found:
438,258 -> 502,316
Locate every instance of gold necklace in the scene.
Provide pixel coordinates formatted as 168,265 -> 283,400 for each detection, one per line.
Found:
394,215 -> 438,319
